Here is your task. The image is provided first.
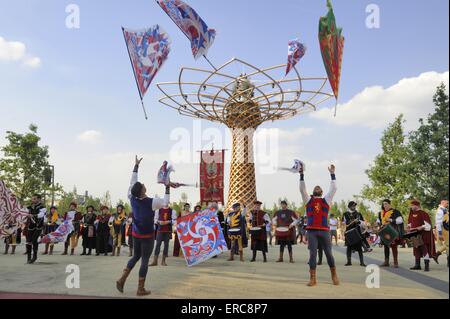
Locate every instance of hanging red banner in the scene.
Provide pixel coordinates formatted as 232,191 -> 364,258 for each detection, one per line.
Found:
199,150 -> 224,204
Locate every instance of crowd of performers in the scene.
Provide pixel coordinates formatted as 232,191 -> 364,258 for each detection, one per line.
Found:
3,158 -> 449,295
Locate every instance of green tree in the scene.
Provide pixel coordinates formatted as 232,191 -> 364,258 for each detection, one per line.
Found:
0,124 -> 62,203
361,115 -> 414,215
408,84 -> 449,210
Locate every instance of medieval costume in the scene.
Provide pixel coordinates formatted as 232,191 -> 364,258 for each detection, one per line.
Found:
272,202 -> 298,263
435,202 -> 449,267
173,205 -> 191,257
25,198 -> 46,264
249,201 -> 270,262
226,203 -> 248,262
299,166 -> 339,287
296,216 -> 306,244
81,206 -> 97,255
109,205 -> 127,256
62,203 -> 83,256
116,160 -> 170,296
3,228 -> 21,255
343,202 -> 366,267
126,212 -> 133,257
407,200 -> 437,272
377,200 -> 404,268
96,206 -> 111,256
150,206 -> 177,266
42,206 -> 59,255
217,210 -> 230,249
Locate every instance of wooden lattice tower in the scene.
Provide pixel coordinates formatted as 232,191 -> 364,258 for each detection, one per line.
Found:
157,58 -> 333,211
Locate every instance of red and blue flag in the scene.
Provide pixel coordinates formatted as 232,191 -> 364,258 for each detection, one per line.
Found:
157,0 -> 216,60
122,25 -> 171,99
286,39 -> 306,76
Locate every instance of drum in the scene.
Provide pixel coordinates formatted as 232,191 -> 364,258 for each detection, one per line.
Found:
345,228 -> 362,247
275,226 -> 290,238
411,234 -> 424,248
378,224 -> 399,246
228,227 -> 241,236
403,230 -> 420,239
249,227 -> 263,236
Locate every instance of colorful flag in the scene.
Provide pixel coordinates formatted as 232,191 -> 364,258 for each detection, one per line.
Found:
286,39 -> 306,76
122,25 -> 171,100
40,220 -> 74,244
176,208 -> 228,267
157,0 -> 216,60
0,180 -> 28,238
200,150 -> 224,205
319,0 -> 344,101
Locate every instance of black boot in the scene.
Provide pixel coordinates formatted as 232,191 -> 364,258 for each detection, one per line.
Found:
263,252 -> 267,263
81,247 -> 87,256
359,251 -> 366,267
29,249 -> 37,264
87,249 -> 92,256
433,252 -> 440,264
345,258 -> 352,266
410,259 -> 421,270
62,243 -> 68,255
424,259 -> 430,272
26,245 -> 32,263
250,250 -> 257,262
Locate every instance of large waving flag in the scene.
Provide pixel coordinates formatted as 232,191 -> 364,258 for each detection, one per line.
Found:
157,0 -> 216,60
319,0 -> 344,115
40,220 -> 74,244
286,39 -> 306,76
176,208 -> 228,267
122,25 -> 171,118
0,180 -> 28,238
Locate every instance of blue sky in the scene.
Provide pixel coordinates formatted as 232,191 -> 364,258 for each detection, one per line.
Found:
0,0 -> 449,208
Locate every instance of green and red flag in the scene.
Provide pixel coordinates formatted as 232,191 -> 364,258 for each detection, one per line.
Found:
319,0 -> 344,115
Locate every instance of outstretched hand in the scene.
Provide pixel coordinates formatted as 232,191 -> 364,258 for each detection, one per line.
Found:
328,164 -> 336,174
298,163 -> 304,174
135,155 -> 143,166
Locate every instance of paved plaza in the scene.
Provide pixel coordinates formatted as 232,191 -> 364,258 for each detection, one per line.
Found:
0,240 -> 448,299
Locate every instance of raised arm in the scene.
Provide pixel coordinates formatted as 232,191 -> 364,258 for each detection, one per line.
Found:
299,164 -> 309,204
324,165 -> 337,205
128,156 -> 142,200
152,189 -> 170,211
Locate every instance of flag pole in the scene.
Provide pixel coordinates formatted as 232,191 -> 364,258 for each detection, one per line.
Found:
333,98 -> 338,117
121,26 -> 149,120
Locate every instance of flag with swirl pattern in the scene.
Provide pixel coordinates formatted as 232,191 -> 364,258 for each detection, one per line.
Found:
176,207 -> 228,266
286,39 -> 306,76
157,0 -> 216,60
122,25 -> 171,99
40,220 -> 74,244
0,180 -> 29,238
319,0 -> 344,102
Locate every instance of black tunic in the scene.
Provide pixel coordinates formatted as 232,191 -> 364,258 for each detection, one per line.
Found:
343,210 -> 364,248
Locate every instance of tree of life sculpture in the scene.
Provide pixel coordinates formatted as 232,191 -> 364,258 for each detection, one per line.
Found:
157,58 -> 333,211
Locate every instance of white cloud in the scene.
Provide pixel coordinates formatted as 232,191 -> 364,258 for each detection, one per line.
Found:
23,56 -> 41,68
0,36 -> 41,68
311,71 -> 449,130
76,130 -> 103,144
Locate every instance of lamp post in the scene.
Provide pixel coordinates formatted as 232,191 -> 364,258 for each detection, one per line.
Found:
50,165 -> 55,207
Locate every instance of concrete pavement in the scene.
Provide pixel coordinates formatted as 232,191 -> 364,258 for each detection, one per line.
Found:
0,241 -> 448,299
